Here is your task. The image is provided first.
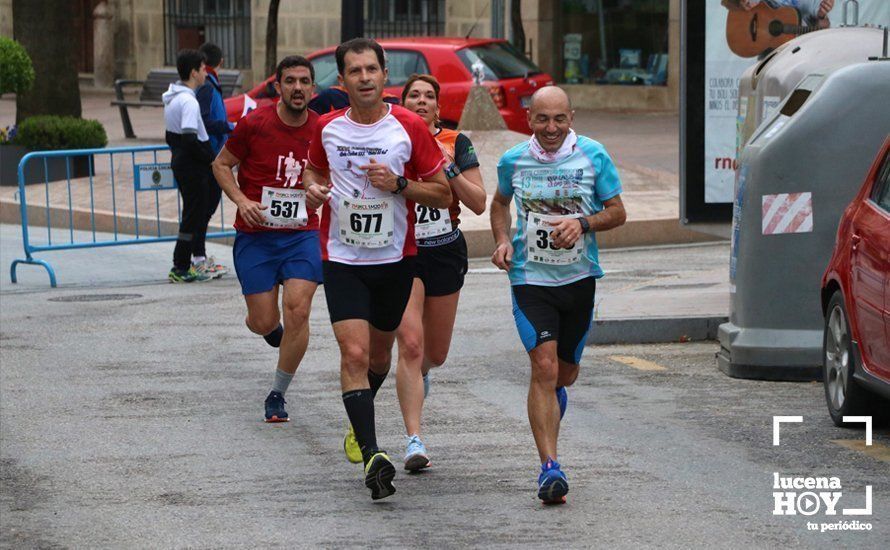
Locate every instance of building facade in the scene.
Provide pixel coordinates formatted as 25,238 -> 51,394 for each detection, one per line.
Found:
2,0 -> 679,111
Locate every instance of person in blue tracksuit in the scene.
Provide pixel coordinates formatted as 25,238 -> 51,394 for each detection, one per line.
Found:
195,42 -> 234,277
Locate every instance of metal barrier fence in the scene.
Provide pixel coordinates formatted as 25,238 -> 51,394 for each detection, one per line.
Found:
10,145 -> 235,287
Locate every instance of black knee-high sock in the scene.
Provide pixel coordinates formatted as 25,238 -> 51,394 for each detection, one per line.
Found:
368,369 -> 388,398
342,389 -> 377,461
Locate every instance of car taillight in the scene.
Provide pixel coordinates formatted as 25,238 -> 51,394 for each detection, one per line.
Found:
488,85 -> 505,109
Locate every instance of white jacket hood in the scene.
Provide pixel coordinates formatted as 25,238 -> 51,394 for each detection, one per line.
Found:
162,82 -> 195,105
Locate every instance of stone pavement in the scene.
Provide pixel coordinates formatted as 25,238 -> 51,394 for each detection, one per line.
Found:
0,92 -> 727,342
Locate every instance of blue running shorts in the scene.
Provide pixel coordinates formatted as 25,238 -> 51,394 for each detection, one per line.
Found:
233,230 -> 323,295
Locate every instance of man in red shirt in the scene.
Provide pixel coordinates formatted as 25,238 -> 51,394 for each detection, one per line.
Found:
304,38 -> 451,500
212,56 -> 321,423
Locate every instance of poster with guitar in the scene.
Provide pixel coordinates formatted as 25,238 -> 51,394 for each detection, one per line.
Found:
703,0 -> 888,204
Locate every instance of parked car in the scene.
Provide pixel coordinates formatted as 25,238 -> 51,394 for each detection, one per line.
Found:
224,37 -> 553,134
820,136 -> 890,426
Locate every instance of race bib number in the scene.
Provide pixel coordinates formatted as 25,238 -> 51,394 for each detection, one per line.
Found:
414,204 -> 452,239
339,197 -> 394,248
260,186 -> 308,229
527,213 -> 583,265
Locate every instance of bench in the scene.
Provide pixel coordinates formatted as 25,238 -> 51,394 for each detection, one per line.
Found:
112,68 -> 243,138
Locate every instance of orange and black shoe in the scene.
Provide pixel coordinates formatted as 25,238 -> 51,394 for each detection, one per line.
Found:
264,391 -> 289,423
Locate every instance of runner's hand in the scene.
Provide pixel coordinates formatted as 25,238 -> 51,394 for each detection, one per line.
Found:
818,0 -> 833,18
492,242 -> 513,271
362,158 -> 398,192
306,182 -> 330,210
550,218 -> 583,250
237,200 -> 267,228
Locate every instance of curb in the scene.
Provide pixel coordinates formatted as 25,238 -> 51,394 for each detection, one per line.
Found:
588,315 -> 728,345
1,199 -> 726,256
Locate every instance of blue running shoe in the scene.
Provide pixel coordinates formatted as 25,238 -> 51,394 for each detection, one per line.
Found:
404,434 -> 431,471
538,457 -> 568,504
264,391 -> 289,423
556,386 -> 567,420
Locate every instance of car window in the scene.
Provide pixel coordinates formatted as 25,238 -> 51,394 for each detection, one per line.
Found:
385,50 -> 430,88
311,54 -> 340,90
456,42 -> 542,80
872,152 -> 890,212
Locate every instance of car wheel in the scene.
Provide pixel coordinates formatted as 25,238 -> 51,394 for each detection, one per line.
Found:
823,291 -> 876,427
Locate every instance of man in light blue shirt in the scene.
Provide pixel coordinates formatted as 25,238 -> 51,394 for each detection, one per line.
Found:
490,86 -> 626,504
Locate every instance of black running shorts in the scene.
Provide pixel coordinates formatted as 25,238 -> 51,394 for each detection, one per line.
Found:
511,277 -> 597,364
322,258 -> 416,331
415,229 -> 468,297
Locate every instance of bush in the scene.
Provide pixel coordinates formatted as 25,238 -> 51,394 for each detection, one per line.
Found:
14,116 -> 108,150
0,37 -> 35,95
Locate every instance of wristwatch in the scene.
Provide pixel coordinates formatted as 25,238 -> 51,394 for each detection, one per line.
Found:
578,216 -> 591,234
393,175 -> 409,194
444,162 -> 461,180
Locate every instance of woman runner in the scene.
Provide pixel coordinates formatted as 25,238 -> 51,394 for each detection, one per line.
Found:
395,74 -> 487,470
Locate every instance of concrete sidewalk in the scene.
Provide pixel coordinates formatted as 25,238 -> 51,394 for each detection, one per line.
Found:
0,93 -> 721,256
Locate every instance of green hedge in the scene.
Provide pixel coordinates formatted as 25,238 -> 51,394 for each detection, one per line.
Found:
0,37 -> 35,95
14,116 -> 108,150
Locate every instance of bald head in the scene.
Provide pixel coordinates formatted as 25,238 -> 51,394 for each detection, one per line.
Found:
528,86 -> 572,114
527,85 -> 574,153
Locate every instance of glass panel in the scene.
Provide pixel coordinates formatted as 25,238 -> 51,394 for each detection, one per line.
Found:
559,0 -> 669,86
312,54 -> 340,90
873,154 -> 890,212
385,51 -> 430,87
456,42 -> 541,80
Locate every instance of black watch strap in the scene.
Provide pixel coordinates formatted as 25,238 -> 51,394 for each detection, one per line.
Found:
394,176 -> 408,194
578,216 -> 590,234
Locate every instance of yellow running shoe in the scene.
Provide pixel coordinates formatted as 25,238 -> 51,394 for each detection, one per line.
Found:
364,452 -> 396,500
343,424 -> 363,464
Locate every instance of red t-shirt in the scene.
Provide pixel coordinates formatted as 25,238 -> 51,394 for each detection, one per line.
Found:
307,104 -> 445,264
224,105 -> 320,232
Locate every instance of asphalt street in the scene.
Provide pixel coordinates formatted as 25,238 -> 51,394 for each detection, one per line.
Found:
1,226 -> 888,549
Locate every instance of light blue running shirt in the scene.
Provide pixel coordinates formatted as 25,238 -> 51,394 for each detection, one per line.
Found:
497,135 -> 622,287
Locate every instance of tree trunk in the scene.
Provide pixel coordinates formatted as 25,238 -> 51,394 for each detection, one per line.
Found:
13,0 -> 82,123
511,0 -> 526,55
265,0 -> 281,78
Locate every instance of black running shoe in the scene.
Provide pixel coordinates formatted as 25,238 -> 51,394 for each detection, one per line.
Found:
264,391 -> 289,423
364,452 -> 396,500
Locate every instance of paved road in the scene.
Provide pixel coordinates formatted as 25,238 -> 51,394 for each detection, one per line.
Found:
1,228 -> 887,548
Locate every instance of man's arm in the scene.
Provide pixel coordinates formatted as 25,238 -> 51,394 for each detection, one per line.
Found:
362,160 -> 452,209
550,195 -> 627,250
304,164 -> 331,210
197,85 -> 233,135
489,190 -> 513,271
211,146 -> 266,227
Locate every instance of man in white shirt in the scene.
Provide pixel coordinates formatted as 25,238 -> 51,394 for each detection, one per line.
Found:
162,49 -> 215,283
304,38 -> 451,501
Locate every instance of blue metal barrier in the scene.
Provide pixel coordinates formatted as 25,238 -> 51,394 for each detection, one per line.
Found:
10,145 -> 235,287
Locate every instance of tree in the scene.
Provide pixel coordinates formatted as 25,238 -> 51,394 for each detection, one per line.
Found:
265,0 -> 281,78
511,0 -> 526,55
13,0 -> 82,123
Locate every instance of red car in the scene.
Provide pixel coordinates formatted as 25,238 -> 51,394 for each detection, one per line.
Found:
820,136 -> 890,426
225,37 -> 553,134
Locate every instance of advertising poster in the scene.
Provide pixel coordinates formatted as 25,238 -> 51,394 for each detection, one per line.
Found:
704,0 -> 890,204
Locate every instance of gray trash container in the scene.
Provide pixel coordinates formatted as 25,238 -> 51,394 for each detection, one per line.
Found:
717,58 -> 890,381
737,27 -> 887,150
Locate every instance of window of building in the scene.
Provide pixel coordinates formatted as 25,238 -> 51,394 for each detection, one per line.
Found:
559,0 -> 669,86
366,0 -> 446,37
164,0 -> 251,69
